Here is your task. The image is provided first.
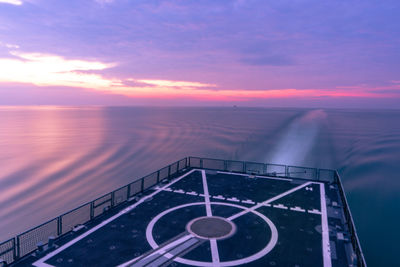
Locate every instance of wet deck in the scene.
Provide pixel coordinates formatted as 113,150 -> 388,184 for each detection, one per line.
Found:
19,168 -> 354,267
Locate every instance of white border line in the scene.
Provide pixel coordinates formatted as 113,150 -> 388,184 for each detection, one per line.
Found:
210,239 -> 220,266
32,169 -> 198,267
216,171 -> 292,181
320,182 -> 332,267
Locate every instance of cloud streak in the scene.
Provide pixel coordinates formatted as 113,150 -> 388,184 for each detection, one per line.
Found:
0,0 -> 22,5
0,51 -> 120,89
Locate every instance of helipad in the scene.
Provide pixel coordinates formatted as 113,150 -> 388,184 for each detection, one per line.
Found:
1,157 -> 365,267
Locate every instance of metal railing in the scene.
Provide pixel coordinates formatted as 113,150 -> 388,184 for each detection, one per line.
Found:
188,156 -> 337,182
335,171 -> 367,267
0,156 -> 365,267
0,157 -> 188,264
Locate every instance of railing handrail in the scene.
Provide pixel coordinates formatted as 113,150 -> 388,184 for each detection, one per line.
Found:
335,170 -> 367,267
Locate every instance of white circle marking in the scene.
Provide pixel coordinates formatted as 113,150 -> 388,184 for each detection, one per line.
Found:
145,202 -> 278,267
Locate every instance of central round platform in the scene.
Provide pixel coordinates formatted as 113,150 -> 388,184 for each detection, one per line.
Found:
186,216 -> 236,240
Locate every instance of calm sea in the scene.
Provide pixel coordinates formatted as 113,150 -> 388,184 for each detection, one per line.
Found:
0,106 -> 399,266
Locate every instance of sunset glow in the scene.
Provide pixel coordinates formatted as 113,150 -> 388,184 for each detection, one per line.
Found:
0,1 -> 399,107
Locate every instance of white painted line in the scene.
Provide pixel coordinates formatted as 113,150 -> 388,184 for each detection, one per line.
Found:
216,171 -> 292,181
174,189 -> 185,194
308,209 -> 322,215
226,197 -> 240,202
272,204 -> 288,210
210,238 -> 220,267
164,188 -> 173,192
200,170 -> 221,266
242,199 -> 255,205
289,206 -> 306,212
32,169 -> 199,267
146,201 -> 278,267
213,195 -> 225,200
201,170 -> 213,217
199,193 -> 205,197
216,171 -> 249,177
186,191 -> 198,196
254,175 -> 292,182
320,183 -> 332,267
228,182 -> 312,221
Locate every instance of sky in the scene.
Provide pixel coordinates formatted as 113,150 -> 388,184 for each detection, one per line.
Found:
0,0 -> 399,108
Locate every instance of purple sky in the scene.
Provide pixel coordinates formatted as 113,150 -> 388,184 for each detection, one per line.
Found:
0,0 -> 399,108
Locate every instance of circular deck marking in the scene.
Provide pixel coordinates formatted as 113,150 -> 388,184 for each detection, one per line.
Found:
146,202 -> 278,267
187,216 -> 236,240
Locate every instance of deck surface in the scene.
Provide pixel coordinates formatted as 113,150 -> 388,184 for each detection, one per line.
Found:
28,169 -> 351,267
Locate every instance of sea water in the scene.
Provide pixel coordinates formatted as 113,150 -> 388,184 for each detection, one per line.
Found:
0,106 -> 399,266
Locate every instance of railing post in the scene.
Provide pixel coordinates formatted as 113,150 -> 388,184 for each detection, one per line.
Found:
90,202 -> 94,220
57,216 -> 62,236
16,236 -> 20,260
243,162 -> 246,173
224,160 -> 227,171
141,178 -> 144,192
13,238 -> 17,261
285,165 -> 289,177
127,184 -> 131,199
111,191 -> 115,207
200,159 -> 203,168
157,170 -> 160,183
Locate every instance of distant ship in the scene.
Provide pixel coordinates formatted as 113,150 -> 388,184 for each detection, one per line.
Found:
0,157 -> 366,267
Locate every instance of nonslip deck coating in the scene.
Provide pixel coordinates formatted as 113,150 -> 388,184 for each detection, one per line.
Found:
26,169 -> 352,267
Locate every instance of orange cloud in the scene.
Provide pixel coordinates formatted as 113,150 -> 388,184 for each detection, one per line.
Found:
0,50 -> 397,101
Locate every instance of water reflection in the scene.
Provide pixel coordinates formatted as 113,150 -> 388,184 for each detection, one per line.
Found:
0,107 -> 399,267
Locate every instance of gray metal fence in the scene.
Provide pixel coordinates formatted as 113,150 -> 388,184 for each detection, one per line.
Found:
0,156 -> 365,267
266,164 -> 287,177
335,171 -> 367,267
0,238 -> 15,264
60,203 -> 91,235
187,157 -> 336,182
17,218 -> 59,258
